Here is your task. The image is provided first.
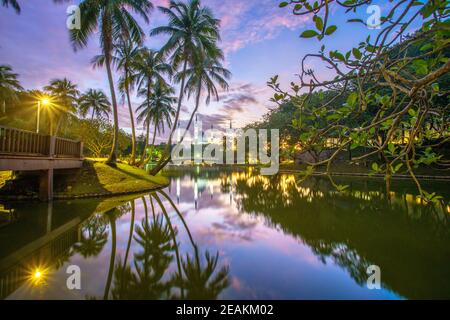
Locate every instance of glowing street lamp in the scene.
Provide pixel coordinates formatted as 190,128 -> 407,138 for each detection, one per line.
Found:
36,98 -> 50,133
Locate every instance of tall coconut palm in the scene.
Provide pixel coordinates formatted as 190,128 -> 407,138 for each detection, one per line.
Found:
115,39 -> 141,165
44,78 -> 80,135
137,82 -> 176,166
0,64 -> 23,113
79,89 -> 111,120
173,250 -> 229,299
73,214 -> 108,258
178,53 -> 230,142
103,208 -> 120,300
1,0 -> 20,13
131,215 -> 175,299
149,0 -> 221,174
134,48 -> 172,101
133,48 -> 172,165
70,0 -> 153,165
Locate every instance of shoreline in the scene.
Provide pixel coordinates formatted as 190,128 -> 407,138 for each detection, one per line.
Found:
0,183 -> 169,202
278,169 -> 450,181
0,161 -> 169,202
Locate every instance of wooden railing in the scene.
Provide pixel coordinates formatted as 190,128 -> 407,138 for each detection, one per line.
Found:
0,126 -> 83,158
55,137 -> 83,158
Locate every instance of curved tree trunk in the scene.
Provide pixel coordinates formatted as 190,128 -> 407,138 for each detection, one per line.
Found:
150,78 -> 202,175
54,115 -> 63,136
121,199 -> 135,293
103,211 -> 117,300
152,193 -> 184,298
150,58 -> 188,175
105,53 -> 119,165
140,121 -> 150,166
143,119 -> 158,168
125,72 -> 137,165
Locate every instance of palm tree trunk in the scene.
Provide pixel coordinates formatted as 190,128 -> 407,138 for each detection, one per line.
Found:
152,193 -> 184,298
142,196 -> 148,223
103,211 -> 117,300
121,200 -> 135,292
125,73 -> 137,165
179,80 -> 202,145
144,119 -> 158,167
91,108 -> 95,120
150,77 -> 202,175
54,114 -> 64,136
150,58 -> 188,175
105,53 -> 120,165
140,121 -> 150,165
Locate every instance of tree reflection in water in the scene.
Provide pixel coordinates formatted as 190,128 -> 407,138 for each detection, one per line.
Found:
228,170 -> 450,299
73,214 -> 108,258
100,191 -> 229,300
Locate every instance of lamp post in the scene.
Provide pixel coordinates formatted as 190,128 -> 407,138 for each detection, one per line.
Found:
36,99 -> 49,133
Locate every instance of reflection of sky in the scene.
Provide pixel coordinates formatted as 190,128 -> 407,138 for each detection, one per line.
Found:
0,0 -> 411,141
8,170 -> 430,300
164,173 -> 402,299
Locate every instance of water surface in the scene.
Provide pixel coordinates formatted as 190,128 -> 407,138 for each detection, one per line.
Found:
1,168 -> 449,299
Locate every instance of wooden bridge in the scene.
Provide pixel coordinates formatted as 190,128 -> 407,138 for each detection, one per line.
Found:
0,126 -> 84,201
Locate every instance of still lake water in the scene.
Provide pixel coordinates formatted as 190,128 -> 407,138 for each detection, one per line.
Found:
1,167 -> 449,300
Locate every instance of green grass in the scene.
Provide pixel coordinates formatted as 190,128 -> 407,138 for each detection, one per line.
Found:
55,161 -> 168,197
0,161 -> 168,199
0,171 -> 12,188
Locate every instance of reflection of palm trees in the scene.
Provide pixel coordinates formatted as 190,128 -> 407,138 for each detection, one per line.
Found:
229,171 -> 450,299
108,191 -> 229,300
122,200 -> 135,275
111,215 -> 175,300
103,208 -> 119,300
154,191 -> 230,300
133,216 -> 175,299
173,251 -> 229,300
73,214 -> 108,258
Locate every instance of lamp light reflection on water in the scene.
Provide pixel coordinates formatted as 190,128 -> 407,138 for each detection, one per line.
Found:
28,266 -> 49,287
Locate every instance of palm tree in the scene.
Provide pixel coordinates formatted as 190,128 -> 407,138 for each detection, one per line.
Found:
133,48 -> 172,165
44,78 -> 80,135
134,48 -> 172,103
149,0 -> 221,174
1,0 -> 20,13
178,53 -> 230,143
137,82 -> 176,166
103,208 -> 120,300
173,250 -> 230,299
130,216 -> 175,299
0,64 -> 23,114
115,39 -> 141,165
79,89 -> 111,120
151,191 -> 229,299
73,214 -> 108,258
70,0 -> 153,165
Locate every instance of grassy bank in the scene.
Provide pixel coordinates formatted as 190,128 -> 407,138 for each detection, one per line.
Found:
0,161 -> 169,200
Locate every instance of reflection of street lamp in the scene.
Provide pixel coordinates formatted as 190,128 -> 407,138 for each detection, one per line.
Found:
36,99 -> 49,133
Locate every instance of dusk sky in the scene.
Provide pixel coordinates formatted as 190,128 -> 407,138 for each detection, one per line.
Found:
0,0 -> 391,141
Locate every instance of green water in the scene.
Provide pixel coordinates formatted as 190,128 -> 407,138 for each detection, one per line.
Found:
0,168 -> 449,299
